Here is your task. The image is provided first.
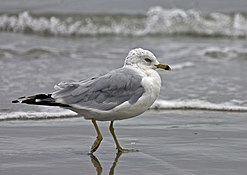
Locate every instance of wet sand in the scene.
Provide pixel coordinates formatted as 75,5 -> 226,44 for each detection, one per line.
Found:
1,111 -> 247,175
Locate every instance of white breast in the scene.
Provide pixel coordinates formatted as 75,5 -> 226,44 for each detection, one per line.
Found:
100,68 -> 161,121
139,69 -> 161,109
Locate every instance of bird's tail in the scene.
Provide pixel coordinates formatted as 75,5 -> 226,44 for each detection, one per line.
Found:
12,94 -> 70,107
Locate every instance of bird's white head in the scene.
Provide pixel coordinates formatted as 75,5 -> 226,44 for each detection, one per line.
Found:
124,48 -> 171,71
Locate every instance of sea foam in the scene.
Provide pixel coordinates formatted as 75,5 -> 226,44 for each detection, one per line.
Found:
151,99 -> 247,112
0,7 -> 247,37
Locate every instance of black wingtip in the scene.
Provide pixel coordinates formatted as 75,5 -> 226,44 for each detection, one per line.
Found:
12,100 -> 19,103
12,94 -> 71,107
12,96 -> 26,103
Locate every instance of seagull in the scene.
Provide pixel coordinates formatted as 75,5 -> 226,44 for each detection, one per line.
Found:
12,48 -> 171,153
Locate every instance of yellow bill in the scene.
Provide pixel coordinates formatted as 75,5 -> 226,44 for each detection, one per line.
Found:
156,63 -> 171,71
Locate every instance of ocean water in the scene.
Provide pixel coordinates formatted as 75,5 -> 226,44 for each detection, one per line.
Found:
0,4 -> 247,121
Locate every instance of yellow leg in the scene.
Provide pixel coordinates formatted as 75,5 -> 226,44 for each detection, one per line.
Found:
90,118 -> 103,154
109,121 -> 138,153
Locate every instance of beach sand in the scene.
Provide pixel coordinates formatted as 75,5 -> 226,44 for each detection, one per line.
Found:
1,111 -> 247,175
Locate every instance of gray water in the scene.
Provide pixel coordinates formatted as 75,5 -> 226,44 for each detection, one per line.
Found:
0,1 -> 247,119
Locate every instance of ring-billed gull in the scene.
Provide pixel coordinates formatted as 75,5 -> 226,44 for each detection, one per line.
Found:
12,48 -> 171,153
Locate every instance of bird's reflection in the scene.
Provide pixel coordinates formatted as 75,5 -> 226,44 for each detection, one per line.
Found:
90,152 -> 122,175
90,154 -> 102,175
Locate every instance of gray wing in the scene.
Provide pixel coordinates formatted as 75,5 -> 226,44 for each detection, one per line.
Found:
52,67 -> 145,111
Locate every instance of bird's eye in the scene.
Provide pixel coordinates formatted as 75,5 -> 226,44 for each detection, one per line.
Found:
144,58 -> 152,63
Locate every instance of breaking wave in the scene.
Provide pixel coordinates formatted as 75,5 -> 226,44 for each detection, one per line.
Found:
1,7 -> 247,37
0,109 -> 77,121
1,99 -> 247,122
151,99 -> 247,112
